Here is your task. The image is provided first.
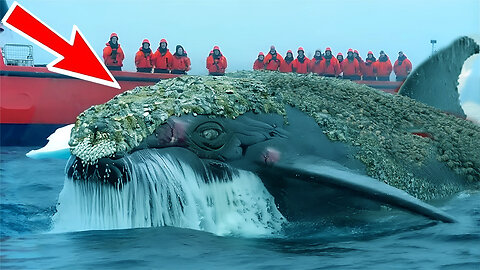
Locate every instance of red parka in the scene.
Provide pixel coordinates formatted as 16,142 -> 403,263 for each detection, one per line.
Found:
135,47 -> 153,69
253,59 -> 265,70
377,56 -> 393,77
171,54 -> 191,71
393,56 -> 412,77
103,39 -> 124,67
292,57 -> 310,74
279,50 -> 294,72
206,54 -> 228,74
152,49 -> 173,70
323,56 -> 341,76
279,59 -> 294,73
309,56 -> 325,75
341,58 -> 360,76
356,57 -> 364,77
362,58 -> 377,78
336,53 -> 344,72
354,50 -> 363,77
264,52 -> 283,71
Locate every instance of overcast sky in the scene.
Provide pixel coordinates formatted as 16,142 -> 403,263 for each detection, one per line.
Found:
2,0 -> 479,118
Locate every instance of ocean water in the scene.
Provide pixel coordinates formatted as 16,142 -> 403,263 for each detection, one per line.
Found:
1,147 -> 479,270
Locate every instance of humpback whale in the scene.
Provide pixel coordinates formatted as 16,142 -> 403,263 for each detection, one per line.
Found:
65,37 -> 480,227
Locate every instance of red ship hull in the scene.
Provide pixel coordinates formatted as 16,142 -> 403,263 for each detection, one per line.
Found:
0,51 -> 180,145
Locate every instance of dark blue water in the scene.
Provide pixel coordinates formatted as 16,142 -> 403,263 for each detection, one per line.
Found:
1,147 -> 479,269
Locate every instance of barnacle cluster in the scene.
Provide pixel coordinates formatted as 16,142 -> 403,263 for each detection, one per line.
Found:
70,71 -> 480,199
70,74 -> 285,163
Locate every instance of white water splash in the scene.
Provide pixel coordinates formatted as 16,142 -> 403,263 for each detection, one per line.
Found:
52,152 -> 285,237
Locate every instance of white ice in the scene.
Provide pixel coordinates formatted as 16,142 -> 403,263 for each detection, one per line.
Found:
26,124 -> 73,159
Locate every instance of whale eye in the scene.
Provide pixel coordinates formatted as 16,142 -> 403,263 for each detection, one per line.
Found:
201,129 -> 220,140
192,122 -> 227,150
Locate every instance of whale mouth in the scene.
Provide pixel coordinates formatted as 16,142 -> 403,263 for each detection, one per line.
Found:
57,147 -> 286,235
66,147 -> 238,187
66,155 -> 128,186
66,118 -> 194,186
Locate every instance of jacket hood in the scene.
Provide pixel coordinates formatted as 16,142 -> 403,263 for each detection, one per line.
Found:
174,45 -> 186,56
379,55 -> 389,62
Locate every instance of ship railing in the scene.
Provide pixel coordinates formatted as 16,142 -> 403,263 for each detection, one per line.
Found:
1,43 -> 34,67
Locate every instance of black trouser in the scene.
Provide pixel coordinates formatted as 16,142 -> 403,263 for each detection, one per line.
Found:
209,72 -> 225,76
363,76 -> 376,81
324,74 -> 336,77
107,66 -> 122,71
396,76 -> 407,81
154,68 -> 170,74
377,76 -> 390,81
136,68 -> 152,73
171,70 -> 186,75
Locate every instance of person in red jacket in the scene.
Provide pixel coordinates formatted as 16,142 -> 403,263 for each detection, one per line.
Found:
337,52 -> 344,74
323,47 -> 341,77
376,50 -> 392,81
393,51 -> 412,81
353,49 -> 363,80
171,45 -> 191,74
309,49 -> 324,75
337,52 -> 344,64
279,50 -> 294,73
152,39 -> 173,73
253,52 -> 265,70
341,49 -> 360,80
361,51 -> 377,81
135,39 -> 153,73
292,47 -> 310,74
264,45 -> 283,71
206,45 -> 228,76
103,33 -> 125,71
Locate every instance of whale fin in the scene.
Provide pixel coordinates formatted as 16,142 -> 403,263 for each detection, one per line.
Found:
258,160 -> 456,223
398,36 -> 479,118
1,0 -> 8,21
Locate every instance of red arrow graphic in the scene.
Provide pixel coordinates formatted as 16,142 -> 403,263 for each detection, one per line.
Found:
2,2 -> 120,89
